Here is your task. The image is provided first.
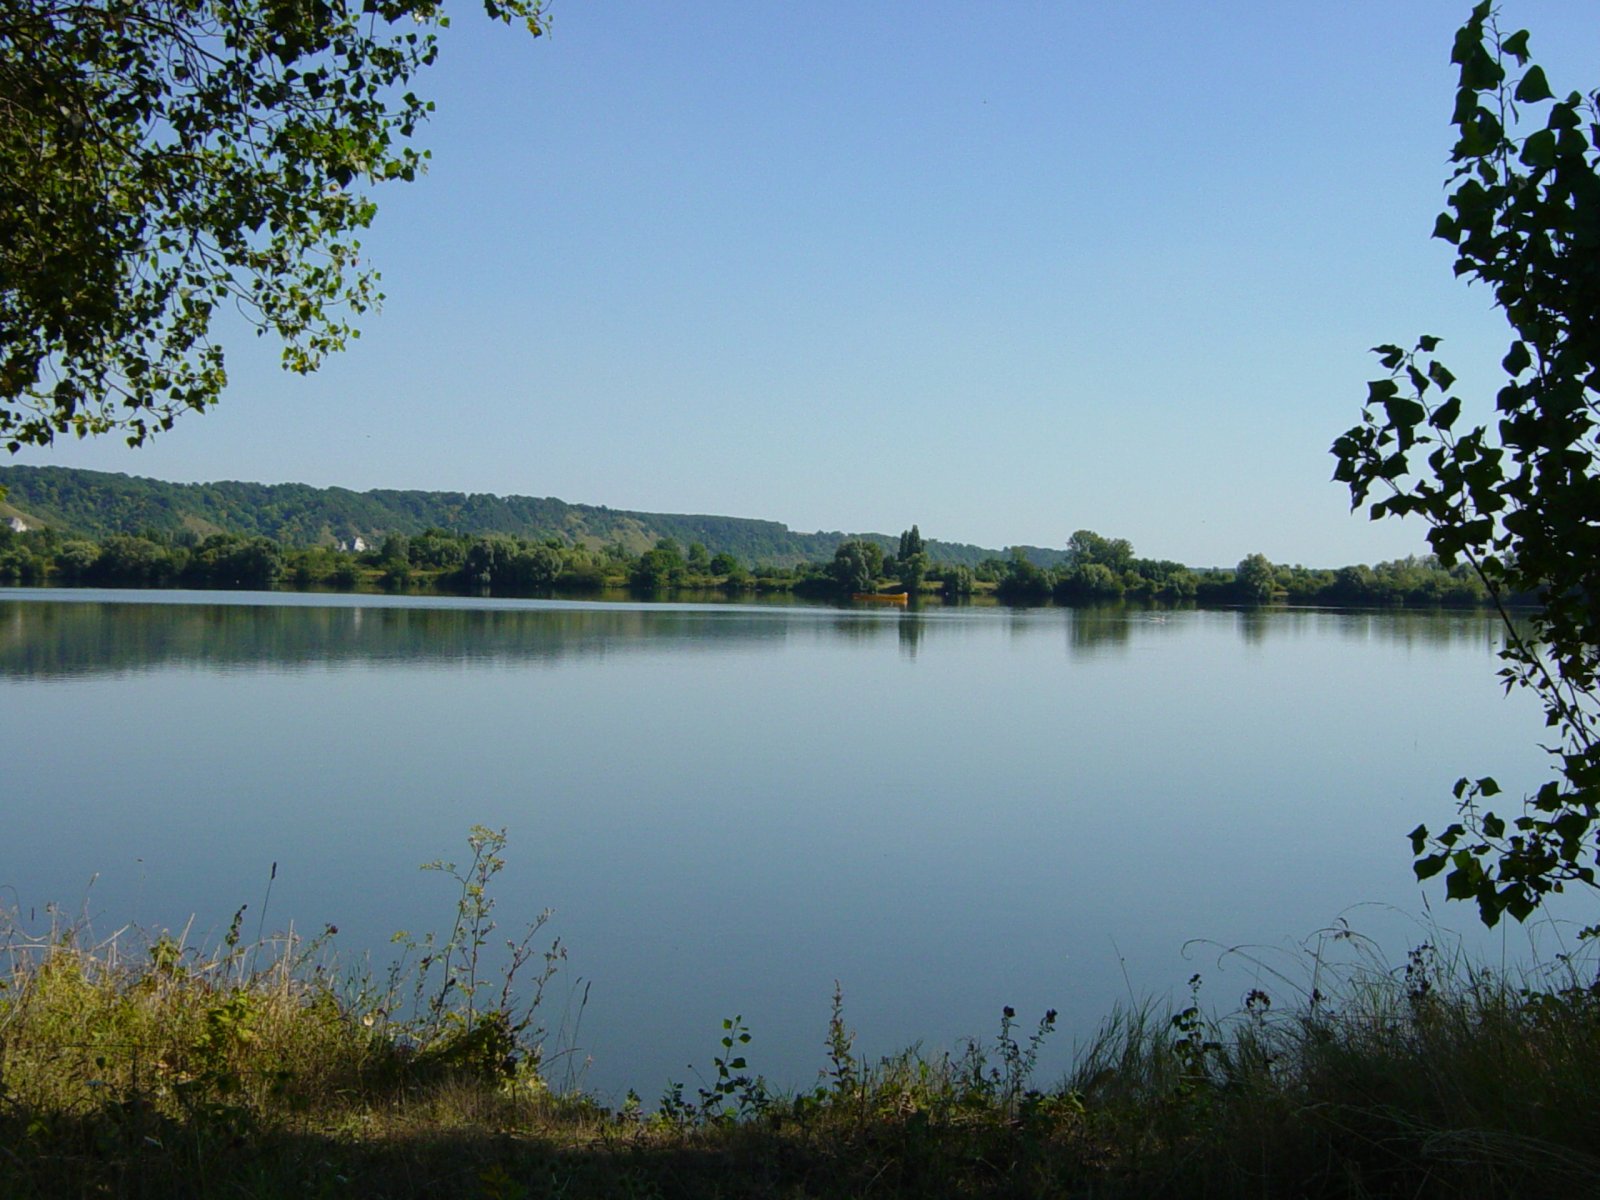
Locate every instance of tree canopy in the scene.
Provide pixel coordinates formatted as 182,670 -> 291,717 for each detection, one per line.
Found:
0,0 -> 543,450
1332,3 -> 1600,926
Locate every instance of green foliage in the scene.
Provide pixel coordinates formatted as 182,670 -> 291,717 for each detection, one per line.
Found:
94,533 -> 178,584
658,1014 -> 770,1128
185,534 -> 283,589
410,527 -> 467,570
379,533 -> 411,566
0,465 -> 1063,569
463,535 -> 517,590
1331,5 -> 1600,926
52,538 -> 99,582
388,827 -> 562,1082
828,539 -> 879,595
896,524 -> 925,562
1054,561 -> 1124,602
1066,529 -> 1133,574
995,547 -> 1052,602
0,466 -> 1551,611
1234,553 -> 1277,607
0,0 -> 544,449
895,525 -> 929,595
939,563 -> 974,598
628,537 -> 688,592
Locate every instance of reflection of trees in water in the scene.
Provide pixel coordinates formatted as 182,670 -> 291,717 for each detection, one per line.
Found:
1066,606 -> 1136,656
992,602 -> 1512,659
0,597 -> 1519,680
0,600 -> 801,679
1244,607 -> 1511,650
897,614 -> 924,659
1237,609 -> 1270,646
1299,608 -> 1515,653
825,614 -> 899,644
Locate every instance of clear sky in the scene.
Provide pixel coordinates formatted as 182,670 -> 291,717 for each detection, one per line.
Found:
12,1 -> 1598,566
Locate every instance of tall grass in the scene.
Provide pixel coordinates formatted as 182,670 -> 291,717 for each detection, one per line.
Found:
2,840 -> 1598,1197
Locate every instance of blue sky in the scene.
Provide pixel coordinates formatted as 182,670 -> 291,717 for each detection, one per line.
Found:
13,1 -> 1598,565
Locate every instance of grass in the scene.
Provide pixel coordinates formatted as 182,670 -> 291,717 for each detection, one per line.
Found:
3,843 -> 1599,1198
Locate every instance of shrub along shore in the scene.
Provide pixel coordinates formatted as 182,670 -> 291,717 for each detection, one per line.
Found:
4,829 -> 1597,1199
0,519 -> 1512,610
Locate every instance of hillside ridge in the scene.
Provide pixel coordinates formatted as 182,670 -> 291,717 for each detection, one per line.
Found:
0,465 -> 1068,568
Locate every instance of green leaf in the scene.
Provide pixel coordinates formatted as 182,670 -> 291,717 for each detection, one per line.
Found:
1521,129 -> 1557,169
1515,65 -> 1554,103
1461,44 -> 1504,93
1415,853 -> 1448,881
1502,341 -> 1532,374
1385,395 -> 1427,431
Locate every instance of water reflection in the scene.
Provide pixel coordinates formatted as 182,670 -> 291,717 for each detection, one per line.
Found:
1064,607 -> 1136,657
0,592 -> 1516,681
0,595 -> 807,678
897,614 -> 924,659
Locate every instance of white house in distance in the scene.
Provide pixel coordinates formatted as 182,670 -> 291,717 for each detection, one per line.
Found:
336,536 -> 368,553
5,516 -> 28,534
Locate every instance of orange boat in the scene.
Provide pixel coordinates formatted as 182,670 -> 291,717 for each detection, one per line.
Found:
852,592 -> 908,605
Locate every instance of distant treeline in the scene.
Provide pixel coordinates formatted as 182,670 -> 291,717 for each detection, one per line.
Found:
987,530 -> 1497,608
0,518 -> 1502,610
0,465 -> 1063,569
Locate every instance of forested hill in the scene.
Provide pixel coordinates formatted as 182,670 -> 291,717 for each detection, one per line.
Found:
0,466 -> 1067,568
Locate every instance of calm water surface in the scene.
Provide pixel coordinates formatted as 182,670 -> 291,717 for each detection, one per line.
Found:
0,589 -> 1568,1099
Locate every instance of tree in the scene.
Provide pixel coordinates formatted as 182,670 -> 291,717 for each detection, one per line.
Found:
379,533 -> 411,566
630,538 -> 687,592
995,548 -> 1051,603
939,564 -> 974,599
1234,554 -> 1276,607
53,538 -> 99,581
897,525 -> 925,562
1065,529 -> 1133,575
829,539 -> 877,595
410,527 -> 465,571
93,532 -> 173,583
896,526 -> 928,596
0,0 -> 544,450
1054,562 -> 1123,602
186,532 -> 282,587
1332,4 -> 1600,926
464,535 -> 516,589
510,543 -> 562,590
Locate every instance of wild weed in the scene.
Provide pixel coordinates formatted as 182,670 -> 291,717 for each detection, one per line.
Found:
658,1014 -> 769,1127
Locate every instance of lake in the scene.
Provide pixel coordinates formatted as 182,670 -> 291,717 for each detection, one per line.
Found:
0,589 -> 1572,1101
